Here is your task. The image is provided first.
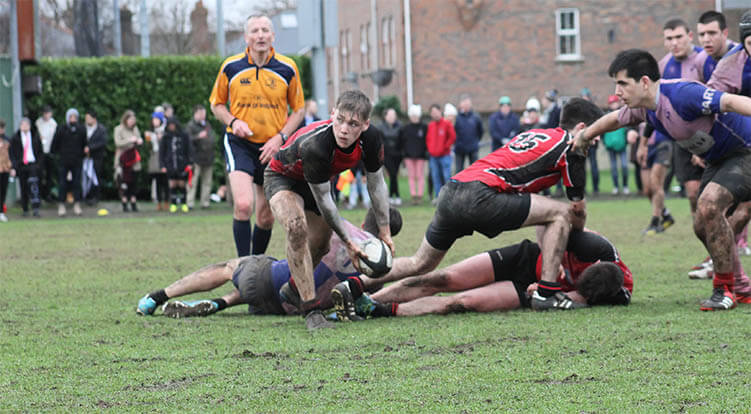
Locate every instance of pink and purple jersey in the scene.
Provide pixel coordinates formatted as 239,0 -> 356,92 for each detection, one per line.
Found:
271,220 -> 370,314
653,47 -> 704,145
707,43 -> 751,96
696,40 -> 737,84
617,79 -> 751,162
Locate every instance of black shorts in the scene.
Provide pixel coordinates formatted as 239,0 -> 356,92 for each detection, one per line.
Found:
425,180 -> 531,251
167,170 -> 188,181
487,239 -> 541,308
646,140 -> 672,169
223,133 -> 265,185
263,168 -> 321,215
232,255 -> 286,315
673,145 -> 704,183
699,148 -> 751,210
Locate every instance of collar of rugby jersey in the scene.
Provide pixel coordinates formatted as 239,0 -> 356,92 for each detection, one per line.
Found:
245,46 -> 275,67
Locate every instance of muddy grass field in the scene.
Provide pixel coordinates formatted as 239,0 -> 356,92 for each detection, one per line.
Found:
3,197 -> 751,411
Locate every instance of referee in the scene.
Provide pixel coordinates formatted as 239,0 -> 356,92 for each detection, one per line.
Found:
210,14 -> 305,256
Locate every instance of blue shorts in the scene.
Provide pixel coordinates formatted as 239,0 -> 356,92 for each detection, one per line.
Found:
223,133 -> 265,185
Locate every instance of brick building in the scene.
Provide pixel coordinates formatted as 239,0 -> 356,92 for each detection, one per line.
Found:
326,0 -> 747,114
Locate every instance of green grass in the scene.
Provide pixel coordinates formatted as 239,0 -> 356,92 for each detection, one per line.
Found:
2,195 -> 751,412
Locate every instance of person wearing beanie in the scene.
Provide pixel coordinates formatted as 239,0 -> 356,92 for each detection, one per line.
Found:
146,111 -> 169,211
51,108 -> 87,216
489,96 -> 520,151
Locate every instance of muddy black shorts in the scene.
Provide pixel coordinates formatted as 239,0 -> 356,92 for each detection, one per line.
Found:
263,168 -> 321,215
232,255 -> 286,315
487,239 -> 541,308
699,148 -> 751,210
425,180 -> 531,251
674,145 -> 704,183
224,133 -> 265,185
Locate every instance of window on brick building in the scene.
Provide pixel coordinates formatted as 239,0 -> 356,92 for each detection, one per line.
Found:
555,8 -> 582,61
360,23 -> 371,71
381,16 -> 395,68
340,29 -> 351,74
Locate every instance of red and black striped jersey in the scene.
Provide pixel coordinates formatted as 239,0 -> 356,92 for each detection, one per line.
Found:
268,119 -> 384,183
452,127 -> 585,199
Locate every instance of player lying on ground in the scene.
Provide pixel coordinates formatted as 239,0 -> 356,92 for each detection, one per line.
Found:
330,98 -> 604,320
575,48 -> 751,311
342,229 -> 633,319
135,208 -> 401,318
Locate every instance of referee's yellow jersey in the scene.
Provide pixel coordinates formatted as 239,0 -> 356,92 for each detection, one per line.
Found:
210,47 -> 305,144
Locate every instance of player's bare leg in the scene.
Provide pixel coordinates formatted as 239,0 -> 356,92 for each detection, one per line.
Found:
523,195 -> 570,284
137,258 -> 243,316
685,179 -> 700,216
644,163 -> 668,234
270,190 -> 316,303
695,183 -> 737,310
394,281 -> 522,316
372,253 -> 495,303
305,211 -> 333,267
362,237 -> 447,288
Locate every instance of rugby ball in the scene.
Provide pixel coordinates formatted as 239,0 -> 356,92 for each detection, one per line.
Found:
358,238 -> 393,278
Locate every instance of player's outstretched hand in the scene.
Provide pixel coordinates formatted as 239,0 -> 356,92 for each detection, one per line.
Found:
379,232 -> 395,256
232,119 -> 253,139
346,239 -> 368,274
259,134 -> 283,164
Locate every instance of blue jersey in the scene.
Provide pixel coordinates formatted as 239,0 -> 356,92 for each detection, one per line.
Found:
618,80 -> 751,162
697,41 -> 737,84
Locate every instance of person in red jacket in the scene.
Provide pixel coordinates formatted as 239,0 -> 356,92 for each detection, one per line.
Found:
426,104 -> 456,200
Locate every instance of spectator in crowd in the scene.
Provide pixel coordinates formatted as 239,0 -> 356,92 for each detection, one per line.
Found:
519,97 -> 542,133
83,109 -> 108,205
399,104 -> 428,205
51,108 -> 87,216
160,118 -> 193,213
380,108 -> 403,206
9,117 -> 43,217
580,88 -> 600,195
453,94 -> 483,173
162,103 -> 175,120
0,119 -> 10,222
298,99 -> 321,130
146,112 -> 168,211
186,104 -> 216,210
541,89 -> 562,128
35,106 -> 57,202
602,95 -> 630,195
426,104 -> 455,203
346,161 -> 371,210
443,103 -> 458,124
114,109 -> 143,213
488,96 -> 520,151
628,125 -> 643,194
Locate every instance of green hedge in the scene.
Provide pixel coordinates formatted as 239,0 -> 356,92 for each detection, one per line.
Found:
23,54 -> 311,199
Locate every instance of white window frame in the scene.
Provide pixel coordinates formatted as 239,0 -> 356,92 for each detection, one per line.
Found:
555,8 -> 582,62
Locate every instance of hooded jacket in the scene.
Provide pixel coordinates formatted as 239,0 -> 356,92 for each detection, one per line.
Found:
160,118 -> 193,174
51,108 -> 87,164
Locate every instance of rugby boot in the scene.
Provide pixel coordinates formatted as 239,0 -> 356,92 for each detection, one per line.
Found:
136,295 -> 157,316
530,291 -> 588,311
661,212 -> 675,230
688,256 -> 713,280
700,286 -> 736,311
642,216 -> 663,236
355,293 -> 377,318
331,281 -> 364,321
305,310 -> 335,331
162,300 -> 218,318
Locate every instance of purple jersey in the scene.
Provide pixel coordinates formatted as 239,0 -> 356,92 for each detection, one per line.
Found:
617,79 -> 751,162
659,46 -> 703,81
271,220 -> 370,314
696,40 -> 737,84
653,47 -> 704,145
707,43 -> 751,96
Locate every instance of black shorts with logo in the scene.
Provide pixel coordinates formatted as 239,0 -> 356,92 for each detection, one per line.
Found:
223,133 -> 265,185
487,239 -> 541,308
263,168 -> 321,215
232,255 -> 286,315
674,145 -> 704,183
646,140 -> 673,169
425,180 -> 531,251
699,148 -> 751,211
